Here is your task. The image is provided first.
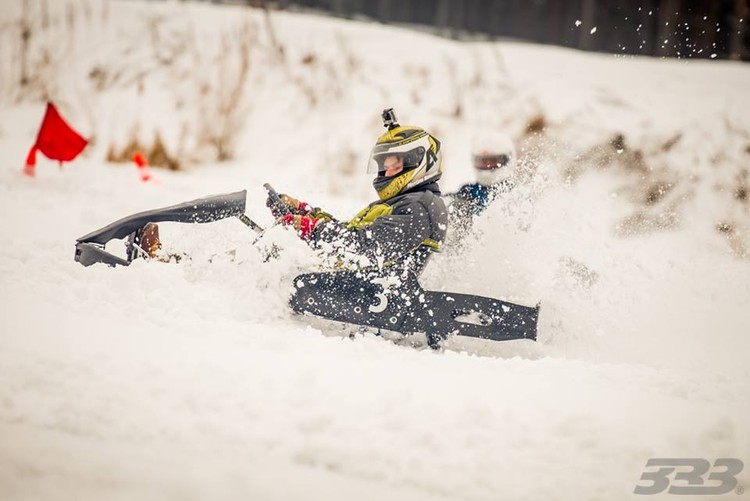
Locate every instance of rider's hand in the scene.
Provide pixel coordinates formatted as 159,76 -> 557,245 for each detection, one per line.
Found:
278,214 -> 320,240
279,193 -> 309,212
266,193 -> 312,216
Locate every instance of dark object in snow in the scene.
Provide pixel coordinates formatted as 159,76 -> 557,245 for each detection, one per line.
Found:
263,182 -> 291,217
381,108 -> 399,130
74,190 -> 252,267
290,269 -> 539,347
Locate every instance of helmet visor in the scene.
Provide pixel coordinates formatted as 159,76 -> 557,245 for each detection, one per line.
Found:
473,153 -> 511,171
367,145 -> 426,174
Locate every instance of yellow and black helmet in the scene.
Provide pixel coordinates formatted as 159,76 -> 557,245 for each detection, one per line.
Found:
367,118 -> 443,202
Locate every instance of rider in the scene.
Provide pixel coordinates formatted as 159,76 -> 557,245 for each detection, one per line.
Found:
272,109 -> 447,276
445,130 -> 516,237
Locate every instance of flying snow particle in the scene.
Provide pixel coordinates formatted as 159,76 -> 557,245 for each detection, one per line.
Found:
710,53 -> 717,58
590,27 -> 597,34
575,20 -> 582,27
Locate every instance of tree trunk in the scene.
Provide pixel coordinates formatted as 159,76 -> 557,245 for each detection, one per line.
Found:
729,0 -> 749,59
579,0 -> 596,50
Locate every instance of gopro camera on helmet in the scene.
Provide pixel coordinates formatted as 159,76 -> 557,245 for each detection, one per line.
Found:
382,108 -> 399,130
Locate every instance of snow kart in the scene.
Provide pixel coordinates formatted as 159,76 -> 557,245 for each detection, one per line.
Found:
74,188 -> 540,347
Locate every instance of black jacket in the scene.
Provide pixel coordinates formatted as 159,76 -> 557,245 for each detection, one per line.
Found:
310,182 -> 447,275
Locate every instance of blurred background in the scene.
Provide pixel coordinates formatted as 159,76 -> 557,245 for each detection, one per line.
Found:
194,0 -> 749,60
1,0 -> 748,256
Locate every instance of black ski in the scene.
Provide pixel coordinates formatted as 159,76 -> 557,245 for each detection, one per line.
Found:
289,270 -> 538,345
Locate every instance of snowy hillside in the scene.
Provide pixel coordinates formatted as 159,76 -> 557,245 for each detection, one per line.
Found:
1,1 -> 749,500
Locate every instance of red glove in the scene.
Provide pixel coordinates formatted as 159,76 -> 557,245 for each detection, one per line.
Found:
279,214 -> 320,240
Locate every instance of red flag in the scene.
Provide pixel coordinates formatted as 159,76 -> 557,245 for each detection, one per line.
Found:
24,102 -> 88,177
132,151 -> 153,182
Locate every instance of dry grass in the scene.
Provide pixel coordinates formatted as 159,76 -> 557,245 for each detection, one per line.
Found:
192,19 -> 256,162
716,222 -> 749,259
106,132 -> 181,170
525,114 -> 547,135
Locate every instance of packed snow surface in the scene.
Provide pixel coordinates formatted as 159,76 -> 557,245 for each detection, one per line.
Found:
1,1 -> 749,500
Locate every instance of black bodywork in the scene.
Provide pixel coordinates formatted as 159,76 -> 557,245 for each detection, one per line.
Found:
74,190 -> 248,267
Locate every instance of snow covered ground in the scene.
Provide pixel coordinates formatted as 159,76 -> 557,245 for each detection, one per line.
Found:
1,1 -> 749,500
